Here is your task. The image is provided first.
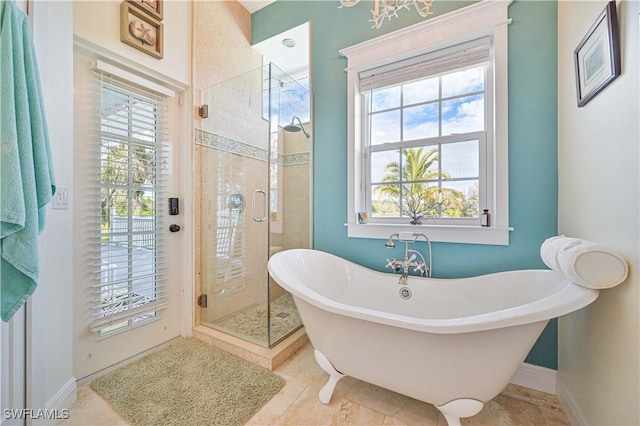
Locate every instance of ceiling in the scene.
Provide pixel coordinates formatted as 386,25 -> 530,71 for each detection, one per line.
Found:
236,1 -> 309,78
252,21 -> 310,78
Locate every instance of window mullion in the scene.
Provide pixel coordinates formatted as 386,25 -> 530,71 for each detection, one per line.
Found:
127,96 -> 135,327
438,75 -> 443,140
399,85 -> 404,143
399,85 -> 404,217
437,76 -> 443,219
437,143 -> 442,218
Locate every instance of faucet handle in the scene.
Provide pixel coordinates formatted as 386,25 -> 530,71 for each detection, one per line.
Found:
385,258 -> 398,269
403,253 -> 416,266
414,262 -> 426,276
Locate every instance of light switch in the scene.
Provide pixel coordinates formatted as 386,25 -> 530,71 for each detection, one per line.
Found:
52,186 -> 69,210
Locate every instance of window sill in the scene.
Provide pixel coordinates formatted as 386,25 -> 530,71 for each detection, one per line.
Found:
345,222 -> 513,245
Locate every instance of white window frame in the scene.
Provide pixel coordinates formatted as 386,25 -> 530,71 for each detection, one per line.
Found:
340,0 -> 513,245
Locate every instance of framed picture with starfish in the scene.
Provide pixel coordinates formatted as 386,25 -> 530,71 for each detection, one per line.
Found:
127,0 -> 163,21
121,2 -> 163,59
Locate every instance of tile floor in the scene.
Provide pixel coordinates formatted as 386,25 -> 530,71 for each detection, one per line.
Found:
62,342 -> 570,425
205,293 -> 302,346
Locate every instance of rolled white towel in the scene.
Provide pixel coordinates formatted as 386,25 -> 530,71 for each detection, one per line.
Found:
540,235 -> 583,274
557,241 -> 628,289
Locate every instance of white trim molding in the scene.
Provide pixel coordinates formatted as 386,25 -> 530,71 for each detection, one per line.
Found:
74,35 -> 189,93
340,0 -> 513,246
511,362 -> 557,395
339,0 -> 512,68
346,222 -> 513,245
44,376 -> 76,422
45,376 -> 76,411
556,378 -> 588,426
95,60 -> 176,97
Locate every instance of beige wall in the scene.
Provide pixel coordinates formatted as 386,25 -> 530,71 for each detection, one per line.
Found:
74,0 -> 191,85
557,1 -> 639,425
193,0 -> 262,90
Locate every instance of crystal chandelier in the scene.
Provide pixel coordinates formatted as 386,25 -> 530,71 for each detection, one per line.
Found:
338,0 -> 434,29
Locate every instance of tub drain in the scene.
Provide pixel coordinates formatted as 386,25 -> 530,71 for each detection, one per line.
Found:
399,286 -> 412,300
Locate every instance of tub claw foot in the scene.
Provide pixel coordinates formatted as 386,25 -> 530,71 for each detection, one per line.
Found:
436,399 -> 484,426
314,349 -> 346,404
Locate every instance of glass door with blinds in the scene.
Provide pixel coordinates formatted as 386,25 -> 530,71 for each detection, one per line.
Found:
73,52 -> 182,380
96,85 -> 168,334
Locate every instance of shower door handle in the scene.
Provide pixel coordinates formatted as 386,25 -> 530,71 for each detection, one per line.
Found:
253,189 -> 267,222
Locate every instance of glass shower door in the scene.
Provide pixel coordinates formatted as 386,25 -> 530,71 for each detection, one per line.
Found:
197,65 -> 271,346
196,63 -> 309,347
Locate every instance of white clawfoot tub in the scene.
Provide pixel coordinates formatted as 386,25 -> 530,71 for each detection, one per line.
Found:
267,249 -> 600,426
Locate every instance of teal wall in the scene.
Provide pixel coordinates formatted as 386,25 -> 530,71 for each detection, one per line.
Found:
253,1 -> 558,369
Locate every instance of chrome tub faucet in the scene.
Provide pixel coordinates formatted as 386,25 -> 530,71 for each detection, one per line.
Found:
384,232 -> 432,284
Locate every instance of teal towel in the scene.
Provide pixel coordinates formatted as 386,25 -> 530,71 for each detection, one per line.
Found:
0,1 -> 55,322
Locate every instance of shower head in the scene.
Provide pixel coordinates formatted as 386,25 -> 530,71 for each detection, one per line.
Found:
283,123 -> 301,132
284,116 -> 310,138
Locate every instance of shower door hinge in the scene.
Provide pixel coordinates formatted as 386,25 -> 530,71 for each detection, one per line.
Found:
198,104 -> 209,119
197,293 -> 208,308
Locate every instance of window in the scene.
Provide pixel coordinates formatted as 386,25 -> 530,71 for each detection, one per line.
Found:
341,1 -> 512,245
90,65 -> 170,335
363,39 -> 490,225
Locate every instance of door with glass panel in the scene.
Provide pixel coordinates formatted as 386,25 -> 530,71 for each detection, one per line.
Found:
73,53 -> 182,379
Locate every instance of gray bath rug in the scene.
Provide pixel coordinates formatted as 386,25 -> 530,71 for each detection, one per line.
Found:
91,338 -> 285,426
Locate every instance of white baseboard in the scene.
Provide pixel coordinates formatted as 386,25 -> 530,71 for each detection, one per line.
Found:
77,336 -> 181,386
25,376 -> 78,425
46,376 -> 77,412
556,379 -> 587,426
510,362 -> 557,395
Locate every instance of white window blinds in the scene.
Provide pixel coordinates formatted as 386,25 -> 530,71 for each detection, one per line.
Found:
359,37 -> 492,92
89,64 -> 170,334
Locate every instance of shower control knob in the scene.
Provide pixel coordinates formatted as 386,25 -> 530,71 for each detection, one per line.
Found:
169,224 -> 181,233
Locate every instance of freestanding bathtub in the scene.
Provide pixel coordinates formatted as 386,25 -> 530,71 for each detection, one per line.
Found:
267,249 -> 600,425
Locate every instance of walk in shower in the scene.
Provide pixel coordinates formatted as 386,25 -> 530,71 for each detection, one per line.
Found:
195,63 -> 311,347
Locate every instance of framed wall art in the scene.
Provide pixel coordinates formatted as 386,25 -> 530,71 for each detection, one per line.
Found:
574,1 -> 621,107
121,2 -> 164,59
127,0 -> 163,21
